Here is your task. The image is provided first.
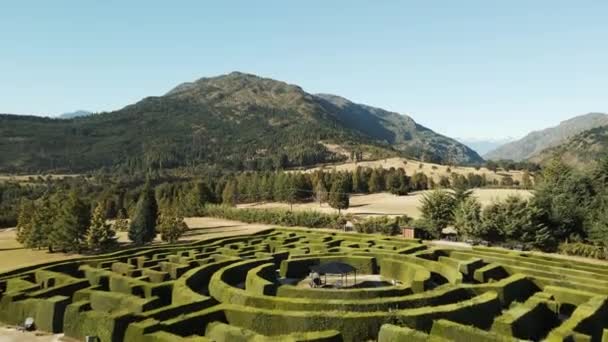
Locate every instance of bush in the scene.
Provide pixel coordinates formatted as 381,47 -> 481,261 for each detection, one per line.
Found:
354,216 -> 406,235
558,242 -> 607,260
202,205 -> 341,229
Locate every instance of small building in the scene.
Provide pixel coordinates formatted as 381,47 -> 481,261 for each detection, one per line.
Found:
441,226 -> 458,241
402,226 -> 416,239
345,221 -> 355,232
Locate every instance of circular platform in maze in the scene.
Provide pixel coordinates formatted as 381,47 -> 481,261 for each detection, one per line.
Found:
1,228 -> 608,341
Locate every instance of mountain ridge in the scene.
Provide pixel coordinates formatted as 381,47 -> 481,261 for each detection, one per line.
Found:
484,112 -> 608,161
0,72 -> 481,173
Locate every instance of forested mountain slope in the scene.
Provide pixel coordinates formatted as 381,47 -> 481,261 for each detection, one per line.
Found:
485,112 -> 608,161
0,72 -> 481,173
530,125 -> 608,168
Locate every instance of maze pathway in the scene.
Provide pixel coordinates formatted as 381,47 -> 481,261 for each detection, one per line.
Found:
1,228 -> 607,341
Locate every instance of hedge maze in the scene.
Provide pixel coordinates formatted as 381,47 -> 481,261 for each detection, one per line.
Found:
1,228 -> 608,341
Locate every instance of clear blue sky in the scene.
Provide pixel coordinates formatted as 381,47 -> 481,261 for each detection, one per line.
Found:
2,1 -> 607,139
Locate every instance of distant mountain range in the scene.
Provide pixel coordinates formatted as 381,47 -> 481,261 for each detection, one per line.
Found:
530,124 -> 608,168
58,110 -> 93,119
0,72 -> 481,173
456,137 -> 515,156
484,113 -> 608,161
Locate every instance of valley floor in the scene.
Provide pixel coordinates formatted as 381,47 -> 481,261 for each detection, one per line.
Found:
238,188 -> 533,219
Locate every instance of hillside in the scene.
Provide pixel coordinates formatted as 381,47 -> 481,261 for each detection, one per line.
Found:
0,72 -> 481,173
293,156 -> 526,184
484,112 -> 608,161
530,125 -> 608,168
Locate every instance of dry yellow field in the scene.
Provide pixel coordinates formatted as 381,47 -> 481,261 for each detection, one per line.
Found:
239,188 -> 533,219
0,218 -> 270,273
294,157 -> 527,184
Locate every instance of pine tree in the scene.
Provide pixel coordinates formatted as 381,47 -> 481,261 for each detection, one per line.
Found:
113,218 -> 129,232
26,197 -> 52,250
368,169 -> 383,193
87,201 -> 117,251
16,200 -> 34,244
222,180 -> 239,206
283,175 -> 297,211
328,177 -> 350,214
50,191 -> 91,253
314,180 -> 328,206
184,181 -> 212,215
129,183 -> 158,245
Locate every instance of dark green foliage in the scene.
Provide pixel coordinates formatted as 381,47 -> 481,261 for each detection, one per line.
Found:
354,216 -> 408,235
27,197 -> 54,249
16,199 -> 34,244
453,197 -> 482,238
182,181 -> 213,216
129,183 -> 158,245
222,180 -> 239,206
533,157 -> 595,241
203,205 -> 341,229
386,168 -> 409,195
328,176 -> 350,214
419,190 -> 457,236
86,201 -> 117,251
49,190 -> 91,252
558,242 -> 607,260
368,169 -> 384,193
157,212 -> 188,243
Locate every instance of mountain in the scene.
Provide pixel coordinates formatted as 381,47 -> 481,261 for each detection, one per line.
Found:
58,110 -> 93,119
313,94 -> 481,164
0,72 -> 481,173
530,125 -> 608,168
484,113 -> 608,161
456,137 -> 515,156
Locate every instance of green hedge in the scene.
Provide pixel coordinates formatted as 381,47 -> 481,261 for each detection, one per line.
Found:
430,319 -> 516,341
276,284 -> 412,300
545,296 -> 608,342
205,321 -> 342,342
222,292 -> 501,342
246,263 -> 278,296
378,257 -> 431,293
378,324 -> 447,342
491,297 -> 559,340
463,274 -> 539,306
279,256 -> 377,278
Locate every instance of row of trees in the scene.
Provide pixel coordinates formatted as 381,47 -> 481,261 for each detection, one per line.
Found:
15,182 -> 189,254
16,191 -> 116,252
1,162 -> 530,229
416,156 -> 608,254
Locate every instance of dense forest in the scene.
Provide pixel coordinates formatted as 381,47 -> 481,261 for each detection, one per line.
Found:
0,164 -> 531,229
5,154 -> 607,260
414,156 -> 608,259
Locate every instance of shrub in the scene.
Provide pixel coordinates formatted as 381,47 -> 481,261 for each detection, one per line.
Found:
202,205 -> 340,229
354,216 -> 404,235
558,242 -> 607,260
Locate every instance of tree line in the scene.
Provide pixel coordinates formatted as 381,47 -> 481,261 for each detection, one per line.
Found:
15,182 -> 188,254
415,156 -> 608,259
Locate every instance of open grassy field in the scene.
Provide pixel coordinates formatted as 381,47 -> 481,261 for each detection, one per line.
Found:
292,156 -> 528,184
239,188 -> 533,219
0,218 -> 270,273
